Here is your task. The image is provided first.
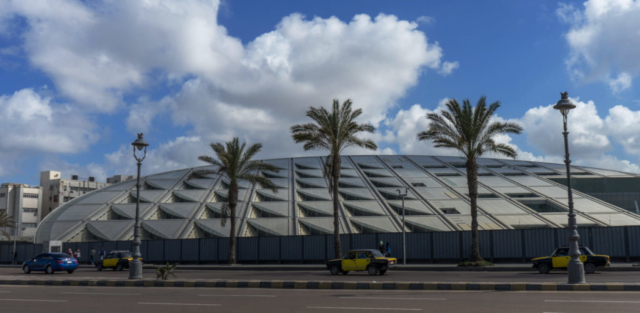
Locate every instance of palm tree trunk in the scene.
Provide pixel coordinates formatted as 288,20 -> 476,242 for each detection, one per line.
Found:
332,154 -> 342,258
228,182 -> 238,265
466,159 -> 483,262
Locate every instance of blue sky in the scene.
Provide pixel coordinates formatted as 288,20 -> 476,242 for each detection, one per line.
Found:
1,0 -> 640,185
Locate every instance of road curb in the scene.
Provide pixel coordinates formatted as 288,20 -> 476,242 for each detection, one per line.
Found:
1,279 -> 639,291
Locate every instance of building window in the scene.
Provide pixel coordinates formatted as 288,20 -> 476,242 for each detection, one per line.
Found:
22,223 -> 37,228
0,193 -> 4,198
22,208 -> 38,213
23,193 -> 39,199
53,195 -> 58,202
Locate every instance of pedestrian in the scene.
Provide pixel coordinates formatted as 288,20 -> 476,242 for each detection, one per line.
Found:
67,248 -> 73,257
90,247 -> 95,265
378,241 -> 385,255
99,246 -> 106,261
75,248 -> 81,262
386,242 -> 391,257
12,250 -> 17,265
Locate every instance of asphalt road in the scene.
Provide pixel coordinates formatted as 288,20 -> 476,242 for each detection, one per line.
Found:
1,284 -> 640,312
2,267 -> 640,283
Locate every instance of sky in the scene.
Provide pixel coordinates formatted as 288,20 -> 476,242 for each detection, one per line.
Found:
1,0 -> 640,185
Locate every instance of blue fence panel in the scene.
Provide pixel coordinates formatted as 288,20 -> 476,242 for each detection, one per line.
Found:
199,238 -> 217,262
406,233 -> 430,260
0,244 -> 8,263
303,236 -> 325,261
103,242 -> 118,255
218,238 -> 230,262
379,233 -> 403,260
259,237 -> 280,261
493,230 -> 522,259
141,241 -> 148,260
16,244 -> 26,263
591,227 -> 626,257
63,243 -> 77,255
181,239 -> 199,262
117,241 -> 132,252
76,242 -> 90,263
24,244 -> 35,261
351,234 -> 376,250
433,232 -> 459,259
462,231 -> 491,259
146,240 -> 164,262
34,244 -> 43,254
524,228 -> 556,258
238,237 -> 258,262
164,240 -> 182,262
281,236 -> 302,261
628,227 -> 640,257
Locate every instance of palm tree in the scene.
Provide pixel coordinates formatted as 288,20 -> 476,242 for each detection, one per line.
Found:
417,96 -> 522,263
0,210 -> 15,240
190,137 -> 279,264
291,99 -> 378,258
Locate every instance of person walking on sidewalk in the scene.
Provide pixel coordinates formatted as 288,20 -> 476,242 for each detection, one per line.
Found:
68,248 -> 73,257
90,247 -> 95,265
99,246 -> 106,261
75,249 -> 81,262
386,242 -> 391,257
378,241 -> 385,255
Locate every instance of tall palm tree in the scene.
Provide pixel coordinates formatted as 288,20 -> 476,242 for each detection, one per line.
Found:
190,137 -> 279,264
418,96 -> 522,263
0,210 -> 15,240
291,99 -> 377,258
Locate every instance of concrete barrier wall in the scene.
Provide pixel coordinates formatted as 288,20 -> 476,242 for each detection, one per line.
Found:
2,226 -> 640,264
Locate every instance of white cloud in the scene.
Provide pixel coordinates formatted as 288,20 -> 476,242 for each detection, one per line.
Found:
438,61 -> 459,76
607,72 -> 632,93
0,88 -> 98,176
416,16 -> 435,24
558,0 -> 640,92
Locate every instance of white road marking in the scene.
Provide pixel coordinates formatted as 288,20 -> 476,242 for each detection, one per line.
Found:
199,294 -> 276,297
545,300 -> 640,304
61,292 -> 140,296
308,307 -> 421,311
340,297 -> 445,301
0,299 -> 68,303
138,302 -> 221,306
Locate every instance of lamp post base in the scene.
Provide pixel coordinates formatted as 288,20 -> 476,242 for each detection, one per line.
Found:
567,259 -> 586,284
128,259 -> 143,280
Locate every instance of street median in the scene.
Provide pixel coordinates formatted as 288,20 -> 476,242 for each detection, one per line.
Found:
1,278 -> 639,292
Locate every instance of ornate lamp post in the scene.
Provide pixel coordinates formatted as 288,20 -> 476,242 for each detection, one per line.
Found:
129,133 -> 148,280
396,188 -> 408,265
553,92 -> 586,284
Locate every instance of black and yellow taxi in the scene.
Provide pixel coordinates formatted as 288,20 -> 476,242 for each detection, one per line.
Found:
326,249 -> 398,276
96,250 -> 141,271
532,245 -> 610,274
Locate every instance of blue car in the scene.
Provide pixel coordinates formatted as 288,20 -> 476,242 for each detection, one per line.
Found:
23,253 -> 78,274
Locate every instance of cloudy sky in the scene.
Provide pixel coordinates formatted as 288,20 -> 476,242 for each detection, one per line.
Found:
1,0 -> 640,185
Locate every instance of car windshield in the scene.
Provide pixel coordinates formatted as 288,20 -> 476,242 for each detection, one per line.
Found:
121,253 -> 132,258
370,250 -> 384,257
581,247 -> 594,255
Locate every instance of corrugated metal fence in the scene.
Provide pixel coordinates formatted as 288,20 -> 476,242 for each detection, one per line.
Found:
1,226 -> 639,264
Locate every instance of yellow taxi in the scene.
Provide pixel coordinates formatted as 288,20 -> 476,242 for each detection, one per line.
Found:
326,249 -> 397,276
96,250 -> 141,271
532,245 -> 610,274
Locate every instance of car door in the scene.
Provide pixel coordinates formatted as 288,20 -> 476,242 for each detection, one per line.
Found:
578,248 -> 589,263
552,248 -> 570,268
355,252 -> 371,271
30,254 -> 45,270
104,254 -> 115,267
341,252 -> 357,271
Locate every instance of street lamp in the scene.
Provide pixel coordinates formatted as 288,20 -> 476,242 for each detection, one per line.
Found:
396,188 -> 408,265
553,92 -> 585,284
129,133 -> 148,280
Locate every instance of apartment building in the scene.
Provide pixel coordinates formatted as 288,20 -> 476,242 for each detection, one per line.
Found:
0,183 -> 42,238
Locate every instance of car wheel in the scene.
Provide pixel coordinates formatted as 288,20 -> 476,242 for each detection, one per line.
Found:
379,270 -> 387,275
67,270 -> 74,274
367,266 -> 379,276
585,263 -> 597,274
116,264 -> 123,271
45,265 -> 54,275
23,265 -> 31,274
537,263 -> 550,274
341,271 -> 349,275
330,265 -> 340,275
96,264 -> 103,271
